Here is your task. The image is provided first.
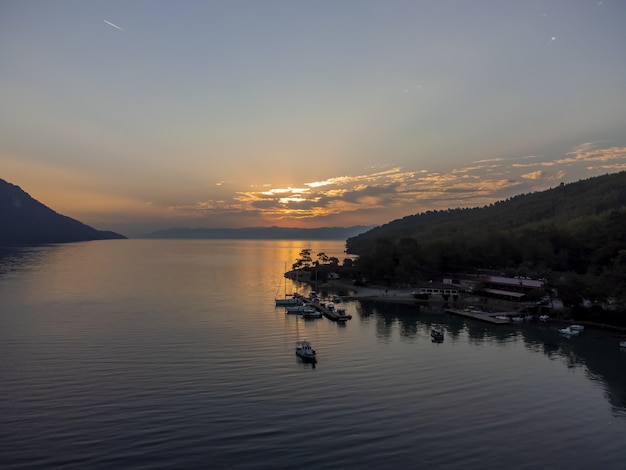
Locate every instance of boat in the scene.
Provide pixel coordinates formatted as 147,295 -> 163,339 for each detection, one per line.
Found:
569,324 -> 584,332
295,340 -> 316,360
335,308 -> 352,321
559,326 -> 580,336
275,263 -> 299,306
511,316 -> 524,322
431,325 -> 444,342
302,309 -> 322,319
539,315 -> 550,322
620,341 -> 626,349
275,296 -> 300,306
285,305 -> 313,314
495,315 -> 510,322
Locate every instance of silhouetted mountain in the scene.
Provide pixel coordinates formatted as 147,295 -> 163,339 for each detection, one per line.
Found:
0,178 -> 127,244
141,225 -> 375,240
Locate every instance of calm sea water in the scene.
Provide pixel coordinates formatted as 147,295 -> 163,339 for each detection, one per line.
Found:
1,239 -> 626,469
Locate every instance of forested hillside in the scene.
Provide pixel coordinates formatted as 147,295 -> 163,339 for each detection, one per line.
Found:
346,171 -> 626,309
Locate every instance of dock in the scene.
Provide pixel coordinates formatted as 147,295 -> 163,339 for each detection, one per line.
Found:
294,294 -> 351,322
445,308 -> 514,324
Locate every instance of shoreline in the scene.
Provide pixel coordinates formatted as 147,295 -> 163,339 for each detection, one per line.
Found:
308,279 -> 626,334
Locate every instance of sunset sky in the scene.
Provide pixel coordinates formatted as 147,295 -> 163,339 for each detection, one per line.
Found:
2,0 -> 626,236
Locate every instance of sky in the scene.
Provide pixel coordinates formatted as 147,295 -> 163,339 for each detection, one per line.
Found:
2,0 -> 626,237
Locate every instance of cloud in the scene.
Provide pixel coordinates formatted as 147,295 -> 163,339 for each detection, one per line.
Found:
136,142 -> 626,228
472,157 -> 504,164
521,171 -> 544,180
566,142 -> 626,163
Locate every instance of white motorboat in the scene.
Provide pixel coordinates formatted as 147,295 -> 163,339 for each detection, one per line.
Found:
569,324 -> 584,331
559,326 -> 580,336
539,315 -> 550,322
620,341 -> 626,349
511,316 -> 524,322
295,340 -> 316,360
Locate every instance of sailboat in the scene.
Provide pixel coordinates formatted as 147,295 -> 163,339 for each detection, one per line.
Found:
275,262 -> 301,306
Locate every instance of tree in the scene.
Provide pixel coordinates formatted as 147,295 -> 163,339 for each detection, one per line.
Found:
317,252 -> 330,264
292,248 -> 313,270
557,272 -> 586,308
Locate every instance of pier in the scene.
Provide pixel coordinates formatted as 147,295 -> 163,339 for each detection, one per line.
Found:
445,308 -> 514,324
293,294 -> 351,322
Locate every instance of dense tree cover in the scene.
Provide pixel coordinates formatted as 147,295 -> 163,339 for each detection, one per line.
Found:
346,171 -> 626,310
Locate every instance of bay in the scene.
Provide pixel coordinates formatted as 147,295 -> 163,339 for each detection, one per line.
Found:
1,240 -> 626,469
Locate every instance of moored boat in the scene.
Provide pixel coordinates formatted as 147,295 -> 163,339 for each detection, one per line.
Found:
276,296 -> 301,306
302,309 -> 322,319
539,315 -> 550,321
275,262 -> 299,306
285,305 -> 313,314
559,326 -> 580,336
335,308 -> 352,321
620,341 -> 626,349
569,324 -> 584,332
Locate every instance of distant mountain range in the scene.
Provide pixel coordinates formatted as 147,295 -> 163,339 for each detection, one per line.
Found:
141,226 -> 376,240
0,178 -> 127,245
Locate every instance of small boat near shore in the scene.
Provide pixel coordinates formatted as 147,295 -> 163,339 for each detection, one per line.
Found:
620,341 -> 626,349
302,309 -> 322,319
285,305 -> 314,314
275,262 -> 300,306
276,296 -> 301,306
431,325 -> 444,342
335,308 -> 352,321
295,340 -> 316,360
559,326 -> 580,336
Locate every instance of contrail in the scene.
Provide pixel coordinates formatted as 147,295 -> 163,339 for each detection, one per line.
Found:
104,19 -> 125,32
